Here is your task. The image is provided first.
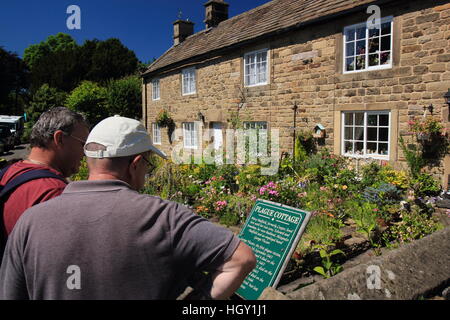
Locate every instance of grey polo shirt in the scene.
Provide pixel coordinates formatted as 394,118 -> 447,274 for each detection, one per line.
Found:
0,180 -> 240,300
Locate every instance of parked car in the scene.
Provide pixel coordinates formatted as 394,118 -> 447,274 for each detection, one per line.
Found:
0,125 -> 15,152
0,115 -> 25,145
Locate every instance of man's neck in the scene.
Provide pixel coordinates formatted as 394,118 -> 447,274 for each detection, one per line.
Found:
25,148 -> 63,174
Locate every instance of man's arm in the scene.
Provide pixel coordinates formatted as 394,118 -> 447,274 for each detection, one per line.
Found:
209,241 -> 256,300
0,222 -> 29,300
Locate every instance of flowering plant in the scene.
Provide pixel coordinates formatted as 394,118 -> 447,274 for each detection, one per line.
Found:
259,181 -> 279,197
408,116 -> 444,137
156,109 -> 174,127
214,200 -> 228,212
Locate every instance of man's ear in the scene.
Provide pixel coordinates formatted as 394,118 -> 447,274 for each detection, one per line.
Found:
128,155 -> 142,174
53,130 -> 65,148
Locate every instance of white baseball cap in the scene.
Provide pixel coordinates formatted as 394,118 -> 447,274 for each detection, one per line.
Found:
84,116 -> 167,159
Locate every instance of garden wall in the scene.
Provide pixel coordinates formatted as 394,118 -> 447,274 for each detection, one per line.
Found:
259,226 -> 450,300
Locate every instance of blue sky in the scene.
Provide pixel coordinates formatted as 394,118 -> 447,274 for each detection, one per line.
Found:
0,0 -> 271,63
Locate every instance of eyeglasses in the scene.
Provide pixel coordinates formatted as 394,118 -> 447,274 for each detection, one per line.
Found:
141,156 -> 156,171
63,132 -> 86,146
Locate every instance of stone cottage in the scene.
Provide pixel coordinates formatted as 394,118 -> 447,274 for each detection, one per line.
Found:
141,0 -> 450,187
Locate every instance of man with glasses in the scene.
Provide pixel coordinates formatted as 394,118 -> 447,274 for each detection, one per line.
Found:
0,107 -> 89,236
0,116 -> 256,300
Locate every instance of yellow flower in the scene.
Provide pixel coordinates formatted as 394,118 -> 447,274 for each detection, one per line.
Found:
342,185 -> 348,190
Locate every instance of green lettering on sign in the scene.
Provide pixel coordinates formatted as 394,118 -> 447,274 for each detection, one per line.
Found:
236,199 -> 311,300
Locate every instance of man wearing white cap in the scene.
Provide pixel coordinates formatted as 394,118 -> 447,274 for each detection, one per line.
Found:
0,116 -> 256,300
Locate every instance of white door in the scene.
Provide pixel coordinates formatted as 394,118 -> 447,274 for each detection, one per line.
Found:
212,122 -> 223,164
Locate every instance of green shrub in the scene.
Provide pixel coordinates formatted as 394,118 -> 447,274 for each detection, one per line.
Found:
384,206 -> 443,245
236,165 -> 270,193
297,213 -> 343,253
411,173 -> 441,197
360,162 -> 383,188
70,158 -> 88,181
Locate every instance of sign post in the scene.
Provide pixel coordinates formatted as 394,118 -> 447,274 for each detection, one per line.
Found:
236,199 -> 311,300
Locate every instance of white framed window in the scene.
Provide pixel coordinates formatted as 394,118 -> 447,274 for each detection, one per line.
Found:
152,123 -> 161,145
343,16 -> 393,73
342,111 -> 390,159
244,49 -> 268,86
152,79 -> 160,100
243,121 -> 268,130
182,68 -> 196,95
183,122 -> 198,149
244,121 -> 268,157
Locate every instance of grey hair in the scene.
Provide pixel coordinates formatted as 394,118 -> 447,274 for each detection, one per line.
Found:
30,107 -> 89,149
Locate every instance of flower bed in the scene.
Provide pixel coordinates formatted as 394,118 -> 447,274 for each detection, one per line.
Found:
143,148 -> 446,283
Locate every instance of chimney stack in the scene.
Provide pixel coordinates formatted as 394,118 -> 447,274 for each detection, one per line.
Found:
173,19 -> 194,45
204,0 -> 229,29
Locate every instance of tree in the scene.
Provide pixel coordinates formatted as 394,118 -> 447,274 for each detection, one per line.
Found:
23,33 -> 77,69
86,38 -> 139,83
24,34 -> 140,92
26,84 -> 67,124
66,81 -> 108,125
0,47 -> 30,115
106,76 -> 142,119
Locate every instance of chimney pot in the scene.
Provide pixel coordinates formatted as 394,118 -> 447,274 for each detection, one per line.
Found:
173,20 -> 195,45
204,0 -> 229,29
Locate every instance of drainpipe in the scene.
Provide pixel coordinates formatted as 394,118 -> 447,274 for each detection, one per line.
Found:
292,102 -> 298,165
143,77 -> 148,130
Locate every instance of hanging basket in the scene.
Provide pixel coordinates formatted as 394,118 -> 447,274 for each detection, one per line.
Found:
417,132 -> 431,142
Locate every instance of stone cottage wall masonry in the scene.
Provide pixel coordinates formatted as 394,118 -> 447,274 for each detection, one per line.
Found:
143,0 -> 450,185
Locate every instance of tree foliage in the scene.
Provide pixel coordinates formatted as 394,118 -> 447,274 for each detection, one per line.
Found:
24,33 -> 139,93
0,47 -> 30,114
26,84 -> 67,124
106,76 -> 142,119
66,81 -> 108,125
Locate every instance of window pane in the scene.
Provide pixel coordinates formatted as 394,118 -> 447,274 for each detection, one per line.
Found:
345,28 -> 355,41
367,127 -> 377,141
379,143 -> 388,155
356,27 -> 366,40
379,114 -> 389,126
344,113 -> 353,125
356,55 -> 366,70
344,127 -> 353,140
346,57 -> 355,71
381,36 -> 391,51
355,113 -> 364,125
381,22 -> 391,35
344,141 -> 353,153
355,142 -> 364,154
356,40 -> 366,55
367,142 -> 377,154
355,127 -> 364,140
369,53 -> 379,66
380,51 -> 391,65
379,128 -> 389,141
368,114 -> 377,126
369,27 -> 380,38
368,38 -> 379,53
346,42 -> 355,57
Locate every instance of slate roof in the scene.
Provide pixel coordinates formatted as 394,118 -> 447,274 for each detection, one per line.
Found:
143,0 -> 383,76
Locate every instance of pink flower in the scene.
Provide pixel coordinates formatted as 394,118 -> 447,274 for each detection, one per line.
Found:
269,190 -> 279,196
259,187 -> 267,195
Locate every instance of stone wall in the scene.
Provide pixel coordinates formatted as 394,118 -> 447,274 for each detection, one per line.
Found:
143,0 -> 450,184
258,226 -> 450,300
